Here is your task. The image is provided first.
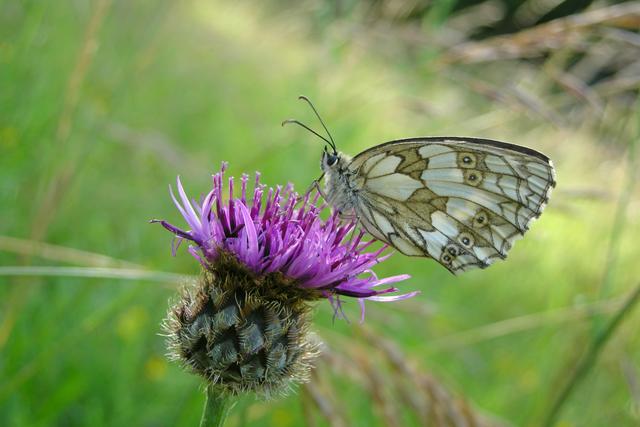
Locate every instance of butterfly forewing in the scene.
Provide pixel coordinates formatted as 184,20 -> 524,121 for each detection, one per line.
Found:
347,137 -> 556,274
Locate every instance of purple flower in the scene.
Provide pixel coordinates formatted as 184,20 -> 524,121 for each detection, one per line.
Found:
153,163 -> 417,320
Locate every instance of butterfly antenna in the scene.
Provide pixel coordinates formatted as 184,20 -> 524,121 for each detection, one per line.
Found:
281,119 -> 333,146
297,95 -> 337,154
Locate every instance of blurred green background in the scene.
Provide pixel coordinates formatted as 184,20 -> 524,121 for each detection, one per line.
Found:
1,1 -> 639,426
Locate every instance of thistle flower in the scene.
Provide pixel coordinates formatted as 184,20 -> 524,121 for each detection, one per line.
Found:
153,163 -> 416,396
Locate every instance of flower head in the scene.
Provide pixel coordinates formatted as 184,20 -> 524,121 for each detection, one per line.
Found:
153,163 -> 416,396
154,163 -> 416,314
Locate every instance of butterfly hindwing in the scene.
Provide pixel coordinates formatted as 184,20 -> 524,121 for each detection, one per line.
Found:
348,137 -> 555,273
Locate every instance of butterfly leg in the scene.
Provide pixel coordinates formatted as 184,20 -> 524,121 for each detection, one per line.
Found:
296,173 -> 326,206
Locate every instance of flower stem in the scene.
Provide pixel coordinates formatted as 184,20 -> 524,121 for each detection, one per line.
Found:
199,385 -> 235,427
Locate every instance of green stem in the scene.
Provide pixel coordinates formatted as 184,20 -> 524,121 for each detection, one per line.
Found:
542,283 -> 640,426
199,385 -> 236,427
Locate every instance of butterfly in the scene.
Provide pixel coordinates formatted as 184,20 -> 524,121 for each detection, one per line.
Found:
284,96 -> 556,274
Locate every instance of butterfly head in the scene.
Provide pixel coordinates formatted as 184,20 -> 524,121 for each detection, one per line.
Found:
321,145 -> 341,171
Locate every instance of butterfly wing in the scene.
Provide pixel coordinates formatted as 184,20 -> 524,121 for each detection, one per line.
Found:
347,137 -> 556,274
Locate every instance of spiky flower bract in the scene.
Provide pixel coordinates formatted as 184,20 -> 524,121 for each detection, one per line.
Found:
153,163 -> 416,396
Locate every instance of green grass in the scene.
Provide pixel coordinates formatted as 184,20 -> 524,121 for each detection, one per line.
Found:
2,1 -> 640,426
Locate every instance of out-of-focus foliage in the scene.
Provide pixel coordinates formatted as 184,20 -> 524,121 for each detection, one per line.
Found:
1,1 -> 639,426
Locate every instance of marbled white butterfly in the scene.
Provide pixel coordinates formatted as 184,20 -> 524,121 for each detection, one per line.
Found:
284,96 -> 556,274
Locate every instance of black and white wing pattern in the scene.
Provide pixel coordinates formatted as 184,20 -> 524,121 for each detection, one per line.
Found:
347,137 -> 556,274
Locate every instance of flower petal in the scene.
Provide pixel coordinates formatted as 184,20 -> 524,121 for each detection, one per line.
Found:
154,165 -> 418,321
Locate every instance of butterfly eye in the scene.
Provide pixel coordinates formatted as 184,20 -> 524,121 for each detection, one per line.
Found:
326,154 -> 338,167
